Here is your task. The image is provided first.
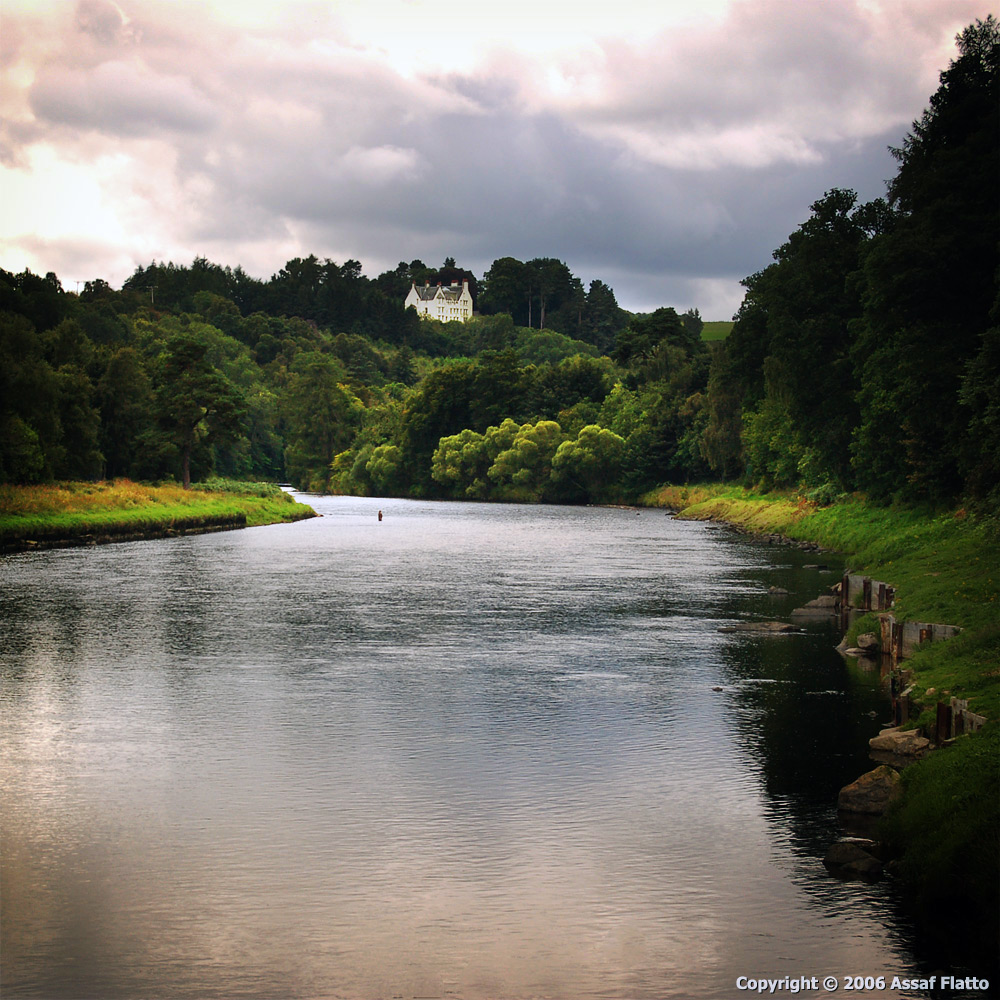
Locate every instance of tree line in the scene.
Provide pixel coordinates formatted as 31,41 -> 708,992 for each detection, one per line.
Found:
714,17 -> 998,509
1,18 -> 996,514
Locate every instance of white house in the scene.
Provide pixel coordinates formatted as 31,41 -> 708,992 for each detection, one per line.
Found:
404,279 -> 473,322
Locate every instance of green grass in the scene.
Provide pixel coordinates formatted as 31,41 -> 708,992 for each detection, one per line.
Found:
0,479 -> 316,548
701,321 -> 734,341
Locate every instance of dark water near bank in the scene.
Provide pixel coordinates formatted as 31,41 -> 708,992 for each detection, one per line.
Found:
0,496 -> 940,998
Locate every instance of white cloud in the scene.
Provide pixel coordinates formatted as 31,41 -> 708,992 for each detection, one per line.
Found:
338,145 -> 424,185
603,124 -> 827,171
0,144 -> 126,253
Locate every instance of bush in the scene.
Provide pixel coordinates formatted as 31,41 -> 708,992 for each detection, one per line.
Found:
192,477 -> 284,498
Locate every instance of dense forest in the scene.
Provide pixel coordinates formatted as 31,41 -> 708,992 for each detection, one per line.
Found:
2,18 -> 997,515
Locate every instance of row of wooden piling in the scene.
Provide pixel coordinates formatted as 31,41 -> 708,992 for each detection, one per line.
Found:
837,571 -> 984,736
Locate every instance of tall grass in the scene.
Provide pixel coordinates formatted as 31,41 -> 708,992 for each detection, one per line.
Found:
190,478 -> 287,498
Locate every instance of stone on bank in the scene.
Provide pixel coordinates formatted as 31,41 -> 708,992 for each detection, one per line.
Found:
837,765 -> 902,815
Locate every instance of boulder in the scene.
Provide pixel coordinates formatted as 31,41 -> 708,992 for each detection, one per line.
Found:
837,765 -> 902,814
840,857 -> 884,880
792,594 -> 840,618
718,621 -> 801,634
869,728 -> 931,757
806,594 -> 838,608
791,602 -> 838,619
856,632 -> 879,652
768,586 -> 790,595
823,841 -> 884,881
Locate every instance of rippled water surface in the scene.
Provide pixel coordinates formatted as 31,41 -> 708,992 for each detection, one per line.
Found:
2,496 -> 922,998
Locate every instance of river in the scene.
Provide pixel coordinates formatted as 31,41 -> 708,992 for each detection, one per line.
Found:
1,494 -> 933,998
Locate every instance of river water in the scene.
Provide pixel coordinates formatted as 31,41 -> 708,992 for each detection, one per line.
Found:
1,495 -> 932,998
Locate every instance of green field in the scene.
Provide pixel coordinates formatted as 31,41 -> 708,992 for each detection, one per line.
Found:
701,321 -> 733,341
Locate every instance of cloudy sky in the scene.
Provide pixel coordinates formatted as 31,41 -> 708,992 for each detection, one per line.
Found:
0,0 -> 985,318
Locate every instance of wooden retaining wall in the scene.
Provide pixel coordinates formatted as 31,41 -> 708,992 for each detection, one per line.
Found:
876,613 -> 962,664
935,697 -> 988,741
842,572 -> 895,611
839,571 -> 975,738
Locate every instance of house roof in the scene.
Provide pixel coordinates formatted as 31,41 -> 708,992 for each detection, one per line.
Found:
411,281 -> 468,302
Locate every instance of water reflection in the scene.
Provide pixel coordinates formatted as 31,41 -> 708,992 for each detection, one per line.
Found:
1,496 -> 928,998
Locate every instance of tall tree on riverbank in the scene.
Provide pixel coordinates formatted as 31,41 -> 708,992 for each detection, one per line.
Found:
851,16 -> 999,502
715,188 -> 880,491
157,336 -> 245,488
281,352 -> 360,492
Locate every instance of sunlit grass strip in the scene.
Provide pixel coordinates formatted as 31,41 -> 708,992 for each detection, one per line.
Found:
0,480 -> 316,547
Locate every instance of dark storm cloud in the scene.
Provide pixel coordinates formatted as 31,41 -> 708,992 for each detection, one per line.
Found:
202,96 -> 900,311
30,62 -> 218,136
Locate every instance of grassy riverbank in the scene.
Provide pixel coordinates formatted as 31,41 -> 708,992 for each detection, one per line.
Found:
0,479 -> 316,552
642,483 -> 999,970
642,484 -> 1000,720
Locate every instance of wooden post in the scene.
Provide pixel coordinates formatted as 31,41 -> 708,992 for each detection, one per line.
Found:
936,702 -> 951,743
951,698 -> 967,737
863,578 -> 872,610
879,614 -> 893,653
877,583 -> 887,610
